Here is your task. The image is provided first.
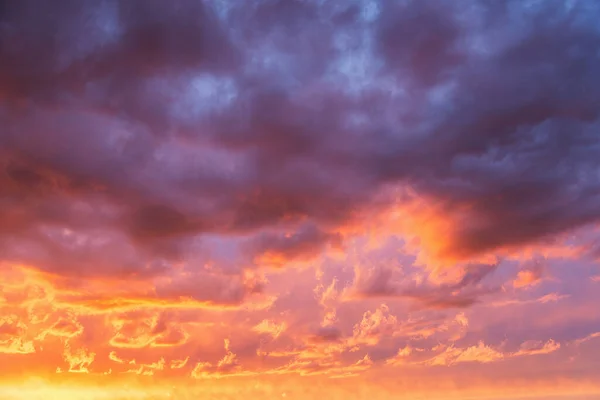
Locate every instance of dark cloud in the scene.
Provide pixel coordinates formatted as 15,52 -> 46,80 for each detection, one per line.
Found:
376,1 -> 465,86
0,0 -> 237,98
404,264 -> 500,310
1,0 -> 600,281
354,262 -> 500,309
244,223 -> 342,265
153,269 -> 257,306
308,325 -> 343,344
353,266 -> 398,298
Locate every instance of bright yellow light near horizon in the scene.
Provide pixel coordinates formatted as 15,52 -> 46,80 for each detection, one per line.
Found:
0,382 -> 172,400
0,378 -> 289,400
1,378 -> 600,400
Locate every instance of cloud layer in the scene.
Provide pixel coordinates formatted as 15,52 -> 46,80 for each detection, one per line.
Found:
1,0 -> 600,398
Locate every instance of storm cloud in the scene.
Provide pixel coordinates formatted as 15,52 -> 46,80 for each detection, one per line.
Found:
1,0 -> 600,286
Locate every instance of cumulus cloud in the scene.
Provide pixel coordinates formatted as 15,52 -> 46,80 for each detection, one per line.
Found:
349,304 -> 398,347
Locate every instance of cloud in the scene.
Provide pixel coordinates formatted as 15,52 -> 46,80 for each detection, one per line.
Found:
424,342 -> 505,366
0,337 -> 35,355
270,354 -> 373,379
387,338 -> 561,367
573,332 -> 600,346
191,339 -> 245,379
246,223 -> 341,268
350,260 -> 500,309
307,325 -> 343,345
2,0 -> 600,285
36,317 -> 83,340
512,340 -> 560,357
252,319 -> 287,339
153,268 -> 264,307
385,345 -> 415,366
126,357 -> 166,376
108,311 -> 189,349
513,269 -> 544,288
107,350 -> 182,375
349,304 -> 398,347
490,293 -> 570,307
0,315 -> 35,354
513,257 -> 547,289
0,0 -> 600,391
63,344 -> 95,373
402,312 -> 469,342
108,351 -> 125,364
169,356 -> 189,370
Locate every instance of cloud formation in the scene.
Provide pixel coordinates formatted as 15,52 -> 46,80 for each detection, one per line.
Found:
1,0 -> 600,398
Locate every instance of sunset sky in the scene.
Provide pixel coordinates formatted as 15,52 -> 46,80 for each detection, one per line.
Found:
1,0 -> 600,399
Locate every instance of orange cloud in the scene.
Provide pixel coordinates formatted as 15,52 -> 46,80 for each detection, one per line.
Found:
36,317 -> 83,340
170,357 -> 189,369
512,340 -> 560,357
0,315 -> 35,354
271,354 -> 373,379
126,357 -> 166,376
491,293 -> 570,307
385,345 -> 417,366
0,336 -> 35,355
573,331 -> 600,346
108,312 -> 189,349
422,342 -> 505,366
252,319 -> 287,339
349,304 -> 398,347
108,351 -> 125,364
387,338 -> 561,367
513,266 -> 545,289
191,339 -> 243,379
63,344 -> 95,373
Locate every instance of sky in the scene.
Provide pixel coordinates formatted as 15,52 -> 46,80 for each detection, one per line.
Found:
1,0 -> 600,399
